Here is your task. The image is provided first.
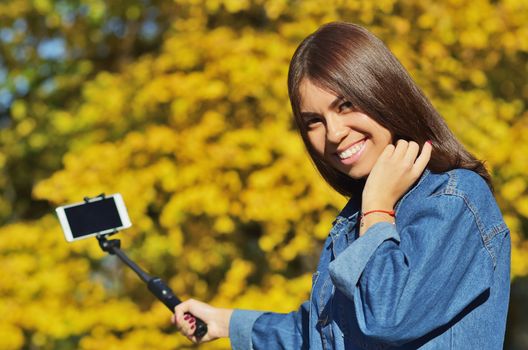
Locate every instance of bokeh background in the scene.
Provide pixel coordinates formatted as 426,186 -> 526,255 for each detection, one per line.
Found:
0,0 -> 527,349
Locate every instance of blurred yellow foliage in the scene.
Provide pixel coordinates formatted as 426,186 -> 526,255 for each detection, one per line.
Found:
1,0 -> 527,349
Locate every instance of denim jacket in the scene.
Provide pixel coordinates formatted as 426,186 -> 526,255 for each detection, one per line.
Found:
229,169 -> 511,349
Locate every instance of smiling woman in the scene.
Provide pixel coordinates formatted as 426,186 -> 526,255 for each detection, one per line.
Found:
172,22 -> 510,350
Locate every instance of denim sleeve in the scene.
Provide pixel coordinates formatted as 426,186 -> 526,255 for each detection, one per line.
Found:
229,309 -> 265,350
229,302 -> 310,350
328,195 -> 495,346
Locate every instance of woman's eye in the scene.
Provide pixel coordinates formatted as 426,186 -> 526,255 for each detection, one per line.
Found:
339,101 -> 353,112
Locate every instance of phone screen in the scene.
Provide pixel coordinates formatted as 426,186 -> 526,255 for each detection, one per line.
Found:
65,198 -> 123,238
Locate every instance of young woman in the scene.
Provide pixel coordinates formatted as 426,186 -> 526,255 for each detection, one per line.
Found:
171,22 -> 510,349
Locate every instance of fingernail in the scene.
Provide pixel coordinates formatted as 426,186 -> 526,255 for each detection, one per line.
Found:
426,140 -> 433,145
191,325 -> 195,330
189,318 -> 195,324
183,315 -> 190,320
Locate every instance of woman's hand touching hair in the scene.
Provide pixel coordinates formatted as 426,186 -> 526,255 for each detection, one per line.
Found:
360,140 -> 432,235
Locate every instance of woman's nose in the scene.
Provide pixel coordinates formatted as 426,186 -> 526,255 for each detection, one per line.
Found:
326,114 -> 348,144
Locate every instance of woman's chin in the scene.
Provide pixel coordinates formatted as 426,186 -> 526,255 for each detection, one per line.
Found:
337,165 -> 369,180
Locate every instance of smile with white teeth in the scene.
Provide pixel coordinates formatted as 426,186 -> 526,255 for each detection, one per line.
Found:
338,140 -> 365,159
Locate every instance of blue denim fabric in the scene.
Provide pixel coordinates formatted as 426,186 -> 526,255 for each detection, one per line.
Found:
229,169 -> 510,349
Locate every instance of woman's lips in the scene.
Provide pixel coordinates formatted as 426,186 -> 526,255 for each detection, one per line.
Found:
336,138 -> 367,165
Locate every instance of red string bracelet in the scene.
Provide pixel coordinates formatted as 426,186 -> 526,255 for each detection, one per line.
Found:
360,209 -> 395,219
359,209 -> 396,228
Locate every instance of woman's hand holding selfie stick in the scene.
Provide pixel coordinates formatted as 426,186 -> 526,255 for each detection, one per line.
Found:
172,299 -> 234,344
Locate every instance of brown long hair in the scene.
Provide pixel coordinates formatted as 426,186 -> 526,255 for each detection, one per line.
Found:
288,22 -> 492,197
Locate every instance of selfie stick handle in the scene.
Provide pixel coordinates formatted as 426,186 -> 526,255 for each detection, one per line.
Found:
146,278 -> 208,338
97,235 -> 208,338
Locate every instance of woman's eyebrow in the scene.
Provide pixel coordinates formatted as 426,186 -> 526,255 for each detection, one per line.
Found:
328,96 -> 345,110
300,96 -> 344,116
299,112 -> 320,123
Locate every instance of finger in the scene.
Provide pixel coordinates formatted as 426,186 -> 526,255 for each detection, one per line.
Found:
181,316 -> 196,337
392,139 -> 409,160
183,319 -> 195,335
380,143 -> 395,159
174,300 -> 195,332
188,315 -> 197,329
412,141 -> 433,175
174,302 -> 187,328
403,141 -> 420,165
186,320 -> 203,344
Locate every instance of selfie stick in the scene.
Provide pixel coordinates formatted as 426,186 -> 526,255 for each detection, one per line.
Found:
91,218 -> 208,338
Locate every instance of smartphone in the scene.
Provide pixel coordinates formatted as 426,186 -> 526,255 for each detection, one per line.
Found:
56,193 -> 132,242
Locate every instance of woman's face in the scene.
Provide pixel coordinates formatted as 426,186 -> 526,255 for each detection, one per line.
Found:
299,79 -> 392,179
